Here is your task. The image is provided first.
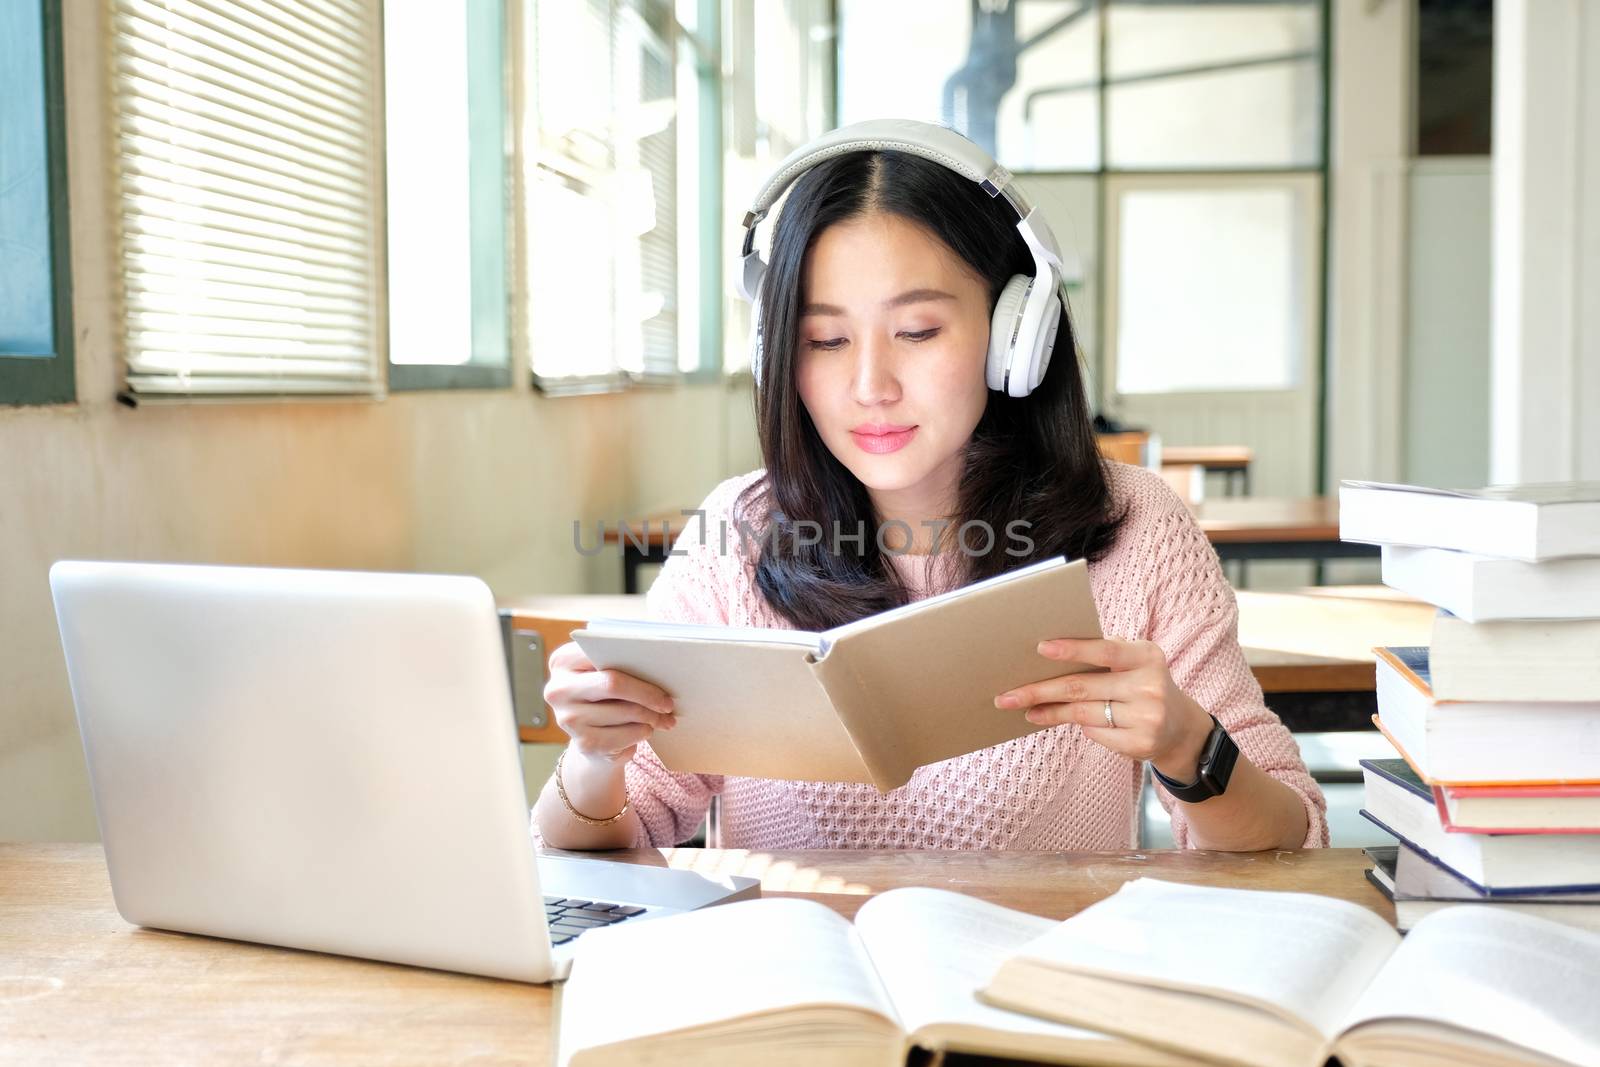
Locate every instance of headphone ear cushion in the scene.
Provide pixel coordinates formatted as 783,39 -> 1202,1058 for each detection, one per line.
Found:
987,275 -> 1033,393
749,293 -> 764,390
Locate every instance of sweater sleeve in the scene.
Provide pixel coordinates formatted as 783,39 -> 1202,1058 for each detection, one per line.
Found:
1139,484 -> 1329,849
619,480 -> 750,847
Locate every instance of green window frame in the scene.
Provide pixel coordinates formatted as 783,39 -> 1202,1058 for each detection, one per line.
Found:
386,0 -> 511,392
1,0 -> 74,407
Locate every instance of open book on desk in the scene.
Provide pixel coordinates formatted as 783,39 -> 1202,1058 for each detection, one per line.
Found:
571,555 -> 1102,792
981,877 -> 1600,1067
558,887 -> 1196,1067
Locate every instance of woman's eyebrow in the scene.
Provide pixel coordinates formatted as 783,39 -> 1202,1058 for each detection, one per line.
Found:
884,288 -> 956,309
801,289 -> 957,316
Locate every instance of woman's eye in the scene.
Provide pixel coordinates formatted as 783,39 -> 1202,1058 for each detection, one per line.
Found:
806,337 -> 847,351
900,328 -> 940,343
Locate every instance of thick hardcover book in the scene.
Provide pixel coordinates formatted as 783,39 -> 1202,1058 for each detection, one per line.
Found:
1372,646 -> 1600,785
1428,611 -> 1600,702
1365,842 -> 1600,934
1358,758 -> 1600,893
572,556 -> 1102,792
1434,779 -> 1600,834
1340,480 -> 1600,560
982,877 -> 1600,1067
1380,544 -> 1600,622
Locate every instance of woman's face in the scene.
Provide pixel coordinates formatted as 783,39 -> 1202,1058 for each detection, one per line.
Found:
794,212 -> 992,520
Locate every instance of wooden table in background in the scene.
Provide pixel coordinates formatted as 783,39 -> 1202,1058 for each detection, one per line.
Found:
1235,586 -> 1435,734
0,844 -> 1389,1065
1161,444 -> 1253,494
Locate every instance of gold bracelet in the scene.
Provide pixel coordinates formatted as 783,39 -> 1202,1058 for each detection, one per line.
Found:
554,748 -> 631,826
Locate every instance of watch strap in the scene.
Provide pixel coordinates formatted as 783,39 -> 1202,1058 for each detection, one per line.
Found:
1151,715 -> 1238,803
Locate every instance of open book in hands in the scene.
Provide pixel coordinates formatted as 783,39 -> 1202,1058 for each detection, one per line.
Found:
571,555 -> 1103,792
557,887 -> 1194,1067
980,877 -> 1600,1067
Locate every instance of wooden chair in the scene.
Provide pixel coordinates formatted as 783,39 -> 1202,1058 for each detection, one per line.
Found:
1158,462 -> 1206,506
498,595 -> 650,744
1095,430 -> 1160,468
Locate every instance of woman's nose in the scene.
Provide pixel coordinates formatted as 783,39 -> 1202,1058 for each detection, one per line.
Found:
851,334 -> 901,405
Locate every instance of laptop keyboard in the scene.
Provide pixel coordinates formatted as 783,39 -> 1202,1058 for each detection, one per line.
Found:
543,895 -> 647,945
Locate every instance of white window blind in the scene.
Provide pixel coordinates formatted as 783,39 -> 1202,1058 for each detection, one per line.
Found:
108,0 -> 385,398
521,0 -> 678,393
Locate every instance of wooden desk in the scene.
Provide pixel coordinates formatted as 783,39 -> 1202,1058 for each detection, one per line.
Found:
0,844 -> 1389,1065
503,587 -> 1432,735
1194,495 -> 1374,587
1236,586 -> 1435,733
1160,444 -> 1253,495
1193,496 -> 1366,561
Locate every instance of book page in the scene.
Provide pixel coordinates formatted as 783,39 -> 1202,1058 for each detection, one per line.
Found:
582,617 -> 823,649
854,886 -> 1098,1038
1338,906 -> 1600,1067
818,555 -> 1072,648
558,897 -> 899,1065
1003,878 -> 1400,1039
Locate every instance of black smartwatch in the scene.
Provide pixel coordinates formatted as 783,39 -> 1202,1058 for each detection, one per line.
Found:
1151,715 -> 1238,803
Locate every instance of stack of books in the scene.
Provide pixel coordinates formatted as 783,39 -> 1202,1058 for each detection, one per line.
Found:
1340,480 -> 1600,932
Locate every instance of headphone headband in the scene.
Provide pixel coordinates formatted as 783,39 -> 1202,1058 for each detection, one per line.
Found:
737,119 -> 1068,400
740,119 -> 1037,255
736,119 -> 1061,300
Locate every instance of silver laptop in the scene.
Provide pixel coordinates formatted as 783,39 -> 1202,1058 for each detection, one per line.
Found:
49,560 -> 757,983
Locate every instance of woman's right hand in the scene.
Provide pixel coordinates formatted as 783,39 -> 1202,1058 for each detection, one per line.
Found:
543,641 -> 677,764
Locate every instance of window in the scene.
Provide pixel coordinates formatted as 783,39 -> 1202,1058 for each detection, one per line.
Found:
384,0 -> 510,390
107,0 -> 385,400
719,0 -> 835,375
1104,176 -> 1319,395
1,0 -> 74,406
1104,0 -> 1321,170
839,0 -> 1100,170
518,0 -> 683,394
837,0 -> 1327,401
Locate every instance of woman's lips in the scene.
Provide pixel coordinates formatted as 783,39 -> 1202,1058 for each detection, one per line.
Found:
850,426 -> 918,454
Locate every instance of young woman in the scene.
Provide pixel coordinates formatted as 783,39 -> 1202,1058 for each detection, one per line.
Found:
533,124 -> 1326,853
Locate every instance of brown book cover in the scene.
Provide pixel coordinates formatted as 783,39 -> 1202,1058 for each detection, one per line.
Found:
571,556 -> 1103,793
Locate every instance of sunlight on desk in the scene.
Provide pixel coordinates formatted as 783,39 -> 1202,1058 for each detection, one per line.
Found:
663,848 -> 874,896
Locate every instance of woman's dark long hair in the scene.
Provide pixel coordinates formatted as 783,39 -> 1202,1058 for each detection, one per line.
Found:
739,148 -> 1124,632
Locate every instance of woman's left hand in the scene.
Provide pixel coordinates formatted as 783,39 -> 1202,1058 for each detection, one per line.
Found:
994,638 -> 1215,781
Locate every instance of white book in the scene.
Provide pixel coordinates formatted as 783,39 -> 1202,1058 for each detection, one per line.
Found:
1382,544 -> 1600,622
1359,759 -> 1600,892
1340,481 -> 1600,561
572,556 -> 1103,792
1429,611 -> 1600,702
557,887 -> 1197,1067
1368,844 -> 1600,936
1373,646 -> 1600,784
983,877 -> 1600,1067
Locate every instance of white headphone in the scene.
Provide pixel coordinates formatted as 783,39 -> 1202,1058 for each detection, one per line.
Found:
735,118 -> 1067,399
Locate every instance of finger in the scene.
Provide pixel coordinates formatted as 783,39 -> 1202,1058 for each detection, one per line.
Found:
1036,638 -> 1149,672
1024,700 -> 1154,732
568,721 -> 654,758
548,641 -> 594,671
562,698 -> 678,733
573,669 -> 676,716
1021,700 -> 1119,729
996,670 -> 1135,710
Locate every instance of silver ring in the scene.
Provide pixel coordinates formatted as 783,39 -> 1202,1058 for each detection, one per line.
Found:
1103,700 -> 1116,729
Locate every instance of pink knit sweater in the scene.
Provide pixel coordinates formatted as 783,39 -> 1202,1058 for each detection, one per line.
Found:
609,462 -> 1327,850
